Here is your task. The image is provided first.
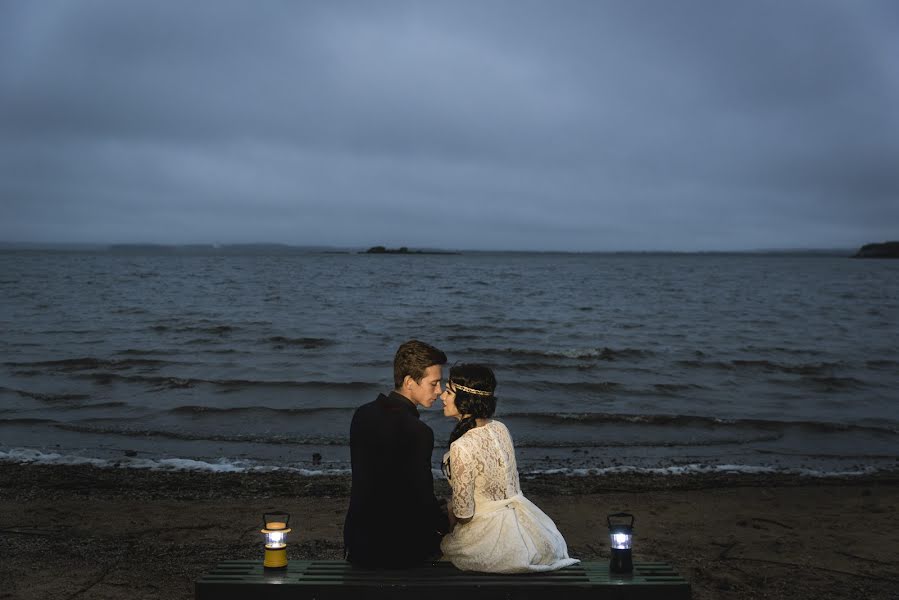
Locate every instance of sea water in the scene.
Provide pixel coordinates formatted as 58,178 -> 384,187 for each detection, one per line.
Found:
1,250 -> 897,476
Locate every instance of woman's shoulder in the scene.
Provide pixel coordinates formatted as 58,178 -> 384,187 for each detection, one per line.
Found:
487,419 -> 511,435
449,422 -> 491,451
453,420 -> 512,445
449,430 -> 477,453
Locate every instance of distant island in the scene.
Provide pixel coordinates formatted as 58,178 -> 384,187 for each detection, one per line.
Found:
853,241 -> 899,258
361,246 -> 460,255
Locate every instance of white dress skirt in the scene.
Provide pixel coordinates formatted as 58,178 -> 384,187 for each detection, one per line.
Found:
439,420 -> 579,574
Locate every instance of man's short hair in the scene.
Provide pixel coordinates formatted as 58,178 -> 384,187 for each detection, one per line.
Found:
393,340 -> 447,389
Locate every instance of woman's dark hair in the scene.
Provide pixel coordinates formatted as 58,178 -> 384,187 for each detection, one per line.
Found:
443,364 -> 498,480
447,364 -> 497,447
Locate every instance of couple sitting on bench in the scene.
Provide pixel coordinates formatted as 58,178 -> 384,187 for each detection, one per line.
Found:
343,340 -> 579,573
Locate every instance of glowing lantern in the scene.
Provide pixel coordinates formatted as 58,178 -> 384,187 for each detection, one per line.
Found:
261,511 -> 292,569
607,512 -> 634,574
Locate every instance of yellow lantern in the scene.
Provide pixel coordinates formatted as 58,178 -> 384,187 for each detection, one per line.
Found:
261,511 -> 292,569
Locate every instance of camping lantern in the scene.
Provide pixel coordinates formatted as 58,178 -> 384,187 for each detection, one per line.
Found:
607,512 -> 634,574
261,511 -> 292,569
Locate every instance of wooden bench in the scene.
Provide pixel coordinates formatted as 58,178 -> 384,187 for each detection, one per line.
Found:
195,559 -> 691,599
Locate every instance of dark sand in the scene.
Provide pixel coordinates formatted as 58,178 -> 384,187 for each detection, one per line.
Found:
1,463 -> 897,599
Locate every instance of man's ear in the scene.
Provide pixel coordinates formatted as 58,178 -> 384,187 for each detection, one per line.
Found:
403,375 -> 414,390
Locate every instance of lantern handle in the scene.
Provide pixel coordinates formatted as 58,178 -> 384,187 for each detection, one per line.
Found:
262,511 -> 291,529
607,512 -> 635,528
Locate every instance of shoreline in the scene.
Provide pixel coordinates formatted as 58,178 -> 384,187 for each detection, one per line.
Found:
3,461 -> 899,498
4,444 -> 895,478
1,463 -> 898,599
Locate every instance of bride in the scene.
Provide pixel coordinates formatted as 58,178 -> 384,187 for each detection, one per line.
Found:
439,364 -> 579,573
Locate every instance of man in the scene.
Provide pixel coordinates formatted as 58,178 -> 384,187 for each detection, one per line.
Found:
344,340 -> 450,567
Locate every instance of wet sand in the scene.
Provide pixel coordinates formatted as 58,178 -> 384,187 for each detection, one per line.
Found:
1,463 -> 897,599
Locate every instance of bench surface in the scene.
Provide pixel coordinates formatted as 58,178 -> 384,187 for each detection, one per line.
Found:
195,560 -> 691,599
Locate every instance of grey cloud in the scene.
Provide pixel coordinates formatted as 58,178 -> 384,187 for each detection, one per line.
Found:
1,0 -> 897,250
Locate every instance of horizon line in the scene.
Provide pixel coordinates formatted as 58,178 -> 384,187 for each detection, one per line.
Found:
0,240 -> 867,254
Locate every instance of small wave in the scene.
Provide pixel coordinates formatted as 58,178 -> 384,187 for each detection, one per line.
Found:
3,388 -> 91,402
68,372 -> 379,391
167,405 -> 353,417
521,463 -> 887,478
54,424 -> 349,445
740,345 -> 824,356
2,401 -> 130,411
652,383 -> 706,395
149,376 -> 195,389
206,379 -> 375,391
7,369 -> 40,377
676,359 -> 733,370
33,329 -> 96,335
5,357 -> 173,371
501,411 -> 899,435
0,418 -> 59,425
149,324 -> 236,335
65,401 -> 128,410
354,359 -> 391,368
505,411 -> 717,427
464,324 -> 546,334
753,448 -> 899,459
118,348 -> 172,356
732,360 -> 843,375
264,336 -> 335,348
182,338 -> 220,346
111,307 -> 149,315
0,448 -> 350,475
501,362 -> 613,372
464,346 -> 654,361
510,434 -> 784,448
677,359 -> 845,375
203,325 -> 236,335
529,381 -> 623,393
867,359 -> 899,369
68,374 -> 196,389
802,376 -> 867,391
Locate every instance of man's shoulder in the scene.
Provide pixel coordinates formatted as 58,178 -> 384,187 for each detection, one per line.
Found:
350,394 -> 433,447
354,394 -> 384,413
352,393 -> 425,424
405,415 -> 434,448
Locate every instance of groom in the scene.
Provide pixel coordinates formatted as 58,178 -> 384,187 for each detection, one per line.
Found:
343,340 -> 450,567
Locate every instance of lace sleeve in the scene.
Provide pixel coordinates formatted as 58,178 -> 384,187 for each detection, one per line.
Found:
448,441 -> 475,519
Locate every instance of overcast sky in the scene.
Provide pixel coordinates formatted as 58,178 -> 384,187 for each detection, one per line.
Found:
1,1 -> 897,251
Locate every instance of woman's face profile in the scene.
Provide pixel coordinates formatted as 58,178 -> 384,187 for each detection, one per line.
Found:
441,385 -> 461,420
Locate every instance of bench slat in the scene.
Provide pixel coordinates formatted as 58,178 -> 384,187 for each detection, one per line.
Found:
196,560 -> 691,599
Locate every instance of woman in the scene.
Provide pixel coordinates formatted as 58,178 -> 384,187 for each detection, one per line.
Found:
439,364 -> 579,573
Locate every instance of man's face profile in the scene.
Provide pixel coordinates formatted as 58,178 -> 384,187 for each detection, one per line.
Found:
405,365 -> 443,408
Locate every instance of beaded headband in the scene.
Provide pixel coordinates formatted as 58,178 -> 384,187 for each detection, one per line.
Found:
450,382 -> 493,397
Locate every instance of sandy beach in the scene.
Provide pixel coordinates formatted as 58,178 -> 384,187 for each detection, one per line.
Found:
1,463 -> 897,599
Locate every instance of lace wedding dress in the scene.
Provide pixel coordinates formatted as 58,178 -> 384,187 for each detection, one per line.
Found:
439,420 -> 579,573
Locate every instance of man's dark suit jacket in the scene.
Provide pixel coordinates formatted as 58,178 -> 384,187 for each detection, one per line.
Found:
344,391 -> 449,567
